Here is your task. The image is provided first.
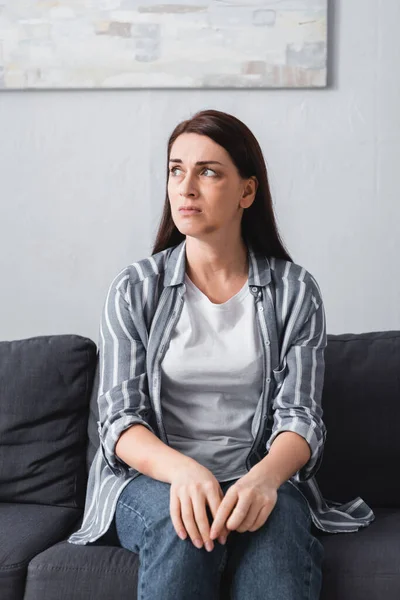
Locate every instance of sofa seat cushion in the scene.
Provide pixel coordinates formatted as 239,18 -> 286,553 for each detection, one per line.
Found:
24,541 -> 140,600
0,503 -> 82,600
319,508 -> 400,599
24,508 -> 400,600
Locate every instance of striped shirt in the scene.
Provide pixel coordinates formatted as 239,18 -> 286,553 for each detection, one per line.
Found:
67,238 -> 375,546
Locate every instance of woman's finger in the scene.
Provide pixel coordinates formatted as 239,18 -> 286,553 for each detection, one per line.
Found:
191,490 -> 214,549
248,504 -> 273,532
179,488 -> 204,548
236,499 -> 263,532
207,488 -> 231,543
226,492 -> 252,531
169,488 -> 187,539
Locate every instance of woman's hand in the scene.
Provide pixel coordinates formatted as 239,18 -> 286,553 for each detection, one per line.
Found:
209,470 -> 278,540
170,462 -> 231,551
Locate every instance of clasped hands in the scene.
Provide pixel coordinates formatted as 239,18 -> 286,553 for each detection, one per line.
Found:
169,461 -> 278,552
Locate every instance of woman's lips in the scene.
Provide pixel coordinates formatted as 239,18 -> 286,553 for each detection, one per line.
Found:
179,208 -> 202,214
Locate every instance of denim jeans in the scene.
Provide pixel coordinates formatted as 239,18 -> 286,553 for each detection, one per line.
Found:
114,473 -> 324,600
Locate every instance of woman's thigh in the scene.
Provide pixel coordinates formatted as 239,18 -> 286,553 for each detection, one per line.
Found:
115,473 -> 171,554
221,479 -> 324,600
114,473 -> 227,600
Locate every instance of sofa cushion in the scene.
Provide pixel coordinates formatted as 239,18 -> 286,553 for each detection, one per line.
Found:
0,502 -> 81,600
86,356 -> 100,475
0,335 -> 97,508
24,510 -> 400,600
316,331 -> 400,508
24,540 -> 140,600
319,508 -> 400,599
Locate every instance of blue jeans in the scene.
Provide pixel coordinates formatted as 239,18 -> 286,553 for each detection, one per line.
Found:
114,474 -> 324,600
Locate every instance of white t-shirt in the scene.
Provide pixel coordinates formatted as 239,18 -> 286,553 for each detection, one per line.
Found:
160,272 -> 264,481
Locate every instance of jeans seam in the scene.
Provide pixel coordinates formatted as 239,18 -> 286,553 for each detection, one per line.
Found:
118,499 -> 150,530
118,500 -> 150,600
307,536 -> 322,600
139,518 -> 149,600
218,546 -> 228,574
304,534 -> 313,600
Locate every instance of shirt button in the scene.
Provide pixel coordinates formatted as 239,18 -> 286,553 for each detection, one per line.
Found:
258,306 -> 264,311
266,378 -> 271,383
251,287 -> 258,292
266,340 -> 270,345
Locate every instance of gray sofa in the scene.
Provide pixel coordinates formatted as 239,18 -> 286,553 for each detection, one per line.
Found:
1,331 -> 399,599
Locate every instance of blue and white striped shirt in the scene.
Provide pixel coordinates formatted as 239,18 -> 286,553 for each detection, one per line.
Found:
68,239 -> 375,545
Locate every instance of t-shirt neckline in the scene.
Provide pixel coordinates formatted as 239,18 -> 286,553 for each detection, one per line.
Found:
184,273 -> 250,309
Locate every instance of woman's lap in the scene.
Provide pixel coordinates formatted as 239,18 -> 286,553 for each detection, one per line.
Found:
115,474 -> 226,600
115,473 -> 324,600
219,478 -> 324,599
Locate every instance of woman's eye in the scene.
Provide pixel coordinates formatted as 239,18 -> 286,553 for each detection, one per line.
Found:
169,167 -> 181,175
169,167 -> 216,177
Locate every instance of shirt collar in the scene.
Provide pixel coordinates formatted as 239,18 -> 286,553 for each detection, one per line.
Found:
164,238 -> 271,288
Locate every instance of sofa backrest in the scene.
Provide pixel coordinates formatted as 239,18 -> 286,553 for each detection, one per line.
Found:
86,355 -> 100,474
0,334 -> 97,509
3,330 -> 395,512
316,330 -> 400,508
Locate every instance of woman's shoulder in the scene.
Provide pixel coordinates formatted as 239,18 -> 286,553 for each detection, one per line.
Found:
107,245 -> 176,292
269,256 -> 324,304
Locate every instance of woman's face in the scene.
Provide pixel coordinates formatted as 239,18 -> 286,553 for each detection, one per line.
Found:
167,133 -> 256,240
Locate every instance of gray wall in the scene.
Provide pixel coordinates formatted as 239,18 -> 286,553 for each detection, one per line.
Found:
0,0 -> 399,344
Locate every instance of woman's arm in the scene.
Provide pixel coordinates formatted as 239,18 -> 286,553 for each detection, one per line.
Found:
263,281 -> 327,483
96,271 -> 158,477
116,423 -> 196,482
248,431 -> 311,488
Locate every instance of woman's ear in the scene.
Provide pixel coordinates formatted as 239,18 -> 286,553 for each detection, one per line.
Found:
240,176 -> 258,209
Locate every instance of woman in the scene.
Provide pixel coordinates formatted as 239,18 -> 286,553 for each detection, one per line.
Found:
67,109 -> 374,599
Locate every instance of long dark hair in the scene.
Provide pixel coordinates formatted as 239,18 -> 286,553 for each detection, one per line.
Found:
151,109 -> 293,262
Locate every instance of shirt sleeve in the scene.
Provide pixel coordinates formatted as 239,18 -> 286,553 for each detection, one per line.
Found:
96,271 -> 157,477
265,276 -> 328,482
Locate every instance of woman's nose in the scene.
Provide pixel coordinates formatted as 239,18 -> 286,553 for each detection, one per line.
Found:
180,182 -> 197,197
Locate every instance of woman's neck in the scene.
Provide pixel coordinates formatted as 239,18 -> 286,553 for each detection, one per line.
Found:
184,237 -> 249,287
